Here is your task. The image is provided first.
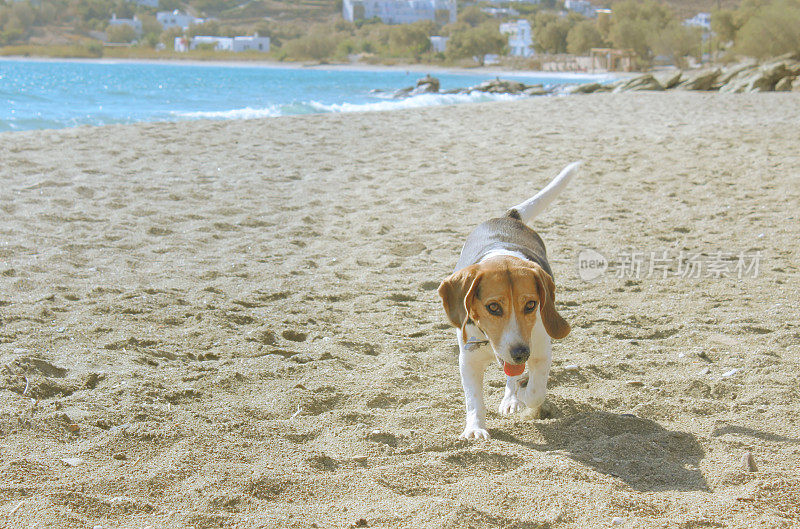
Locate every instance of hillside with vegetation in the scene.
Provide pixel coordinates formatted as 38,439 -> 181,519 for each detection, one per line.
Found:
1,0 -> 798,68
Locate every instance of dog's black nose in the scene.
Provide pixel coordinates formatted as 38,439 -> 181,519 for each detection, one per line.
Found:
510,345 -> 530,364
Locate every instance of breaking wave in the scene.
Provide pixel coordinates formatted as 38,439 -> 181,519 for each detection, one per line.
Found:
171,91 -> 525,121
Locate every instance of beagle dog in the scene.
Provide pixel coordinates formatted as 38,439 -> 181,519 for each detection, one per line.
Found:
438,162 -> 580,439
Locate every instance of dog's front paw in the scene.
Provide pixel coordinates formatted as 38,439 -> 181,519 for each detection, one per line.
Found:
499,396 -> 526,415
460,425 -> 490,440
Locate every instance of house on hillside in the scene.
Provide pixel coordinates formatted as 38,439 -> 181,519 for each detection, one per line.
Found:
500,19 -> 534,57
157,10 -> 207,30
564,0 -> 597,18
684,12 -> 711,30
108,14 -> 142,36
342,0 -> 456,25
482,7 -> 519,18
175,34 -> 270,52
430,35 -> 448,53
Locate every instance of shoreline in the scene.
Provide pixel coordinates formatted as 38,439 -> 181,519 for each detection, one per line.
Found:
0,54 -> 620,80
0,57 -> 620,134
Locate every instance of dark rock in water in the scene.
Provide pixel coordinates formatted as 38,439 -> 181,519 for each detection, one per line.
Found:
408,85 -> 437,96
393,75 -> 440,98
413,74 -> 440,93
523,84 -> 550,96
392,76 -> 551,98
469,78 -> 529,94
393,86 -> 414,99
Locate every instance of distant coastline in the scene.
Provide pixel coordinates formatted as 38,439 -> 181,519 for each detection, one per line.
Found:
0,54 -> 625,80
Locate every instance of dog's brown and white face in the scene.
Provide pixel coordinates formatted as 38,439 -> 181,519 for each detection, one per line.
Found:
438,256 -> 570,365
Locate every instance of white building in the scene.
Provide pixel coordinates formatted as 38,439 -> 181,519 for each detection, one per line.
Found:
231,35 -> 270,52
684,12 -> 711,30
157,10 -> 206,30
109,14 -> 142,35
482,7 -> 519,17
430,35 -> 448,53
342,0 -> 456,25
174,35 -> 270,52
564,0 -> 596,18
500,19 -> 533,57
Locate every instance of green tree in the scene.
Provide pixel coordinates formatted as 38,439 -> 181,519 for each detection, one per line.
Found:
107,23 -> 136,43
75,0 -> 119,28
446,21 -> 505,64
608,18 -> 646,57
457,5 -> 488,27
282,27 -> 346,61
159,0 -> 181,11
37,2 -> 58,25
187,20 -> 219,37
193,0 -> 237,16
138,13 -> 163,39
386,21 -> 433,57
160,25 -> 182,47
735,0 -> 800,57
649,21 -> 701,66
1,6 -> 26,45
611,0 -> 673,29
597,9 -> 612,41
607,0 -> 676,63
566,19 -> 604,54
10,1 -> 35,29
733,0 -> 771,29
710,9 -> 737,43
533,11 -> 571,53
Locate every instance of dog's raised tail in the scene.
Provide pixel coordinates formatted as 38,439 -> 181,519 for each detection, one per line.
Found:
507,161 -> 582,225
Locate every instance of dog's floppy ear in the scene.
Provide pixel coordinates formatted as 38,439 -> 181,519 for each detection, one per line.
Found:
525,263 -> 570,339
438,265 -> 481,331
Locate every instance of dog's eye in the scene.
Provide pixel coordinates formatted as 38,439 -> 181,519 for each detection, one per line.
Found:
524,300 -> 538,314
486,302 -> 502,316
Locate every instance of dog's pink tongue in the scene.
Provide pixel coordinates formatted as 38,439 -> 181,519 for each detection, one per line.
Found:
503,362 -> 525,377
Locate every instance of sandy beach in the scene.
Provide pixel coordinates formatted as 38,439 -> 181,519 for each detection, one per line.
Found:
1,92 -> 799,528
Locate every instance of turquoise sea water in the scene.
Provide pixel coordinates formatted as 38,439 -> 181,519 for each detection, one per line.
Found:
0,59 -> 612,132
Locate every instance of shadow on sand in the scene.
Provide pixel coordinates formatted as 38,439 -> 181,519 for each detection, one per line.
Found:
492,406 -> 710,492
711,424 -> 800,445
